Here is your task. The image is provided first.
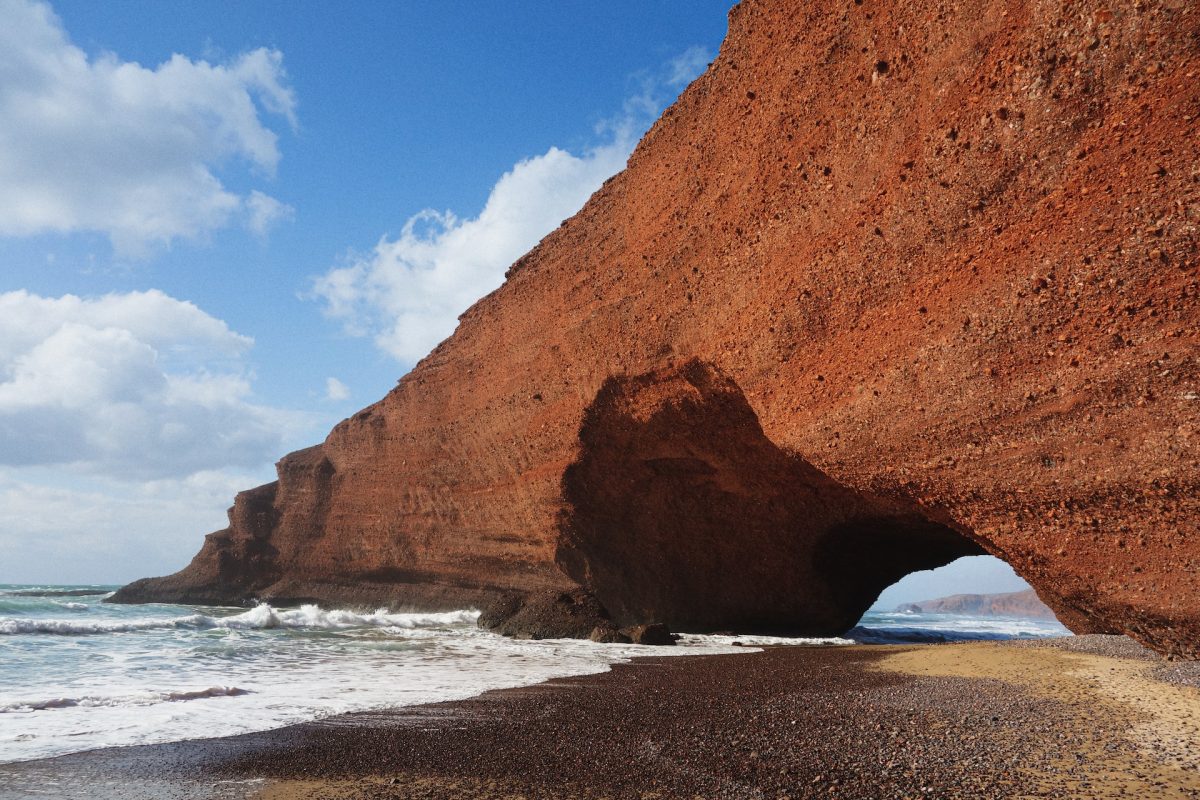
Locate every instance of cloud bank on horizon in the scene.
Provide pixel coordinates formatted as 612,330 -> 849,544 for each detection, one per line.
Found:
313,46 -> 711,364
0,288 -> 302,582
0,467 -> 264,586
0,0 -> 295,256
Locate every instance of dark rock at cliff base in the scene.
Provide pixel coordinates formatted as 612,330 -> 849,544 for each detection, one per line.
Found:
479,590 -> 609,640
623,623 -> 677,646
588,624 -> 633,644
115,0 -> 1200,658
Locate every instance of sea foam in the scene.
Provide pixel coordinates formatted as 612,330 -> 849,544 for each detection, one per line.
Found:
0,586 -> 1069,765
0,596 -> 772,764
0,604 -> 480,636
0,686 -> 250,714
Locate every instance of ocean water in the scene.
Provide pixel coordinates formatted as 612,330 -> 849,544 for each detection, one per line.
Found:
0,585 -> 1068,765
853,608 -> 1070,643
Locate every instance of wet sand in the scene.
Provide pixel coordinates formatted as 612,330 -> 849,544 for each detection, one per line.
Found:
2,637 -> 1198,800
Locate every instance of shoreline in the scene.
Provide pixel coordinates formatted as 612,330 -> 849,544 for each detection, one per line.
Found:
2,637 -> 1199,799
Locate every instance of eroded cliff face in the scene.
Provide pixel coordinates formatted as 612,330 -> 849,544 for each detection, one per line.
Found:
114,0 -> 1200,657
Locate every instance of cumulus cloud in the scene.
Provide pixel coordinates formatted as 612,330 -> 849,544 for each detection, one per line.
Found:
324,377 -> 349,401
0,289 -> 249,369
313,146 -> 631,362
312,48 -> 712,364
0,0 -> 296,254
0,290 -> 304,479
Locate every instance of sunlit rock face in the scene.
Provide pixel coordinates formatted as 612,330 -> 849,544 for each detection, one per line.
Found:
115,0 -> 1200,658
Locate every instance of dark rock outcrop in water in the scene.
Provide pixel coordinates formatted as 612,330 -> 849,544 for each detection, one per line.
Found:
897,589 -> 1059,620
114,0 -> 1200,658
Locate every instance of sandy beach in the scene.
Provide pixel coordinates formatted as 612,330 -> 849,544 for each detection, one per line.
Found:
2,636 -> 1198,800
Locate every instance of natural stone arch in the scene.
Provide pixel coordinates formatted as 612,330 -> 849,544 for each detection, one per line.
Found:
556,359 -> 1003,635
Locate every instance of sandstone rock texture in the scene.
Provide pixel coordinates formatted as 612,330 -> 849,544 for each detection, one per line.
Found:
114,0 -> 1200,657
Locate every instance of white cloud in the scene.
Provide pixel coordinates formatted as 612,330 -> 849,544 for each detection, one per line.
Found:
0,0 -> 296,255
0,289 -> 249,370
324,376 -> 349,401
664,46 -> 712,88
312,48 -> 711,364
313,145 -> 631,363
246,190 -> 294,236
0,467 -> 273,584
0,289 -> 305,479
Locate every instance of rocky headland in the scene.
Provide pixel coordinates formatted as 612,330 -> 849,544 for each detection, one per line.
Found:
113,0 -> 1200,658
896,588 -> 1059,619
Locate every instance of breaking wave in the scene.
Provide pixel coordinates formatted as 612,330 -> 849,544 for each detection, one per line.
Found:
0,588 -> 112,598
53,602 -> 89,611
848,610 -> 1070,643
0,604 -> 480,636
0,686 -> 250,714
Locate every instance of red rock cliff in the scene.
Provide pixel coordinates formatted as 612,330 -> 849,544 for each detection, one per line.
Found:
114,0 -> 1200,657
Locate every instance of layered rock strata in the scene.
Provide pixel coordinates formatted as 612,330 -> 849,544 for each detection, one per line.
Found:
115,0 -> 1200,657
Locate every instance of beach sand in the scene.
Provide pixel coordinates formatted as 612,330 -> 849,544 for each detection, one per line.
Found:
2,636 -> 1198,800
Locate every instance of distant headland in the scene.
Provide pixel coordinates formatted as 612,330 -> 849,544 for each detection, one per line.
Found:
895,589 -> 1058,620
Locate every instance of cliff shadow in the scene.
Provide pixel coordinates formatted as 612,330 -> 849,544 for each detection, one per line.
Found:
555,359 -> 989,634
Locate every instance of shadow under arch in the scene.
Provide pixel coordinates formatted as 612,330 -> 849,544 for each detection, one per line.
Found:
555,359 -> 995,635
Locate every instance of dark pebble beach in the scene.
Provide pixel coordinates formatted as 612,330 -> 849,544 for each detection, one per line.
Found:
2,639 -> 1197,800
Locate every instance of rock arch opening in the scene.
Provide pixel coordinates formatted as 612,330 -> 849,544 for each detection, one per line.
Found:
555,359 -> 996,636
856,554 -> 1069,638
869,555 -> 1036,615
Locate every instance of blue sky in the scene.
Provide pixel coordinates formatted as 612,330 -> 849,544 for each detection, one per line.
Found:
0,0 -> 1031,609
2,1 -> 731,408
